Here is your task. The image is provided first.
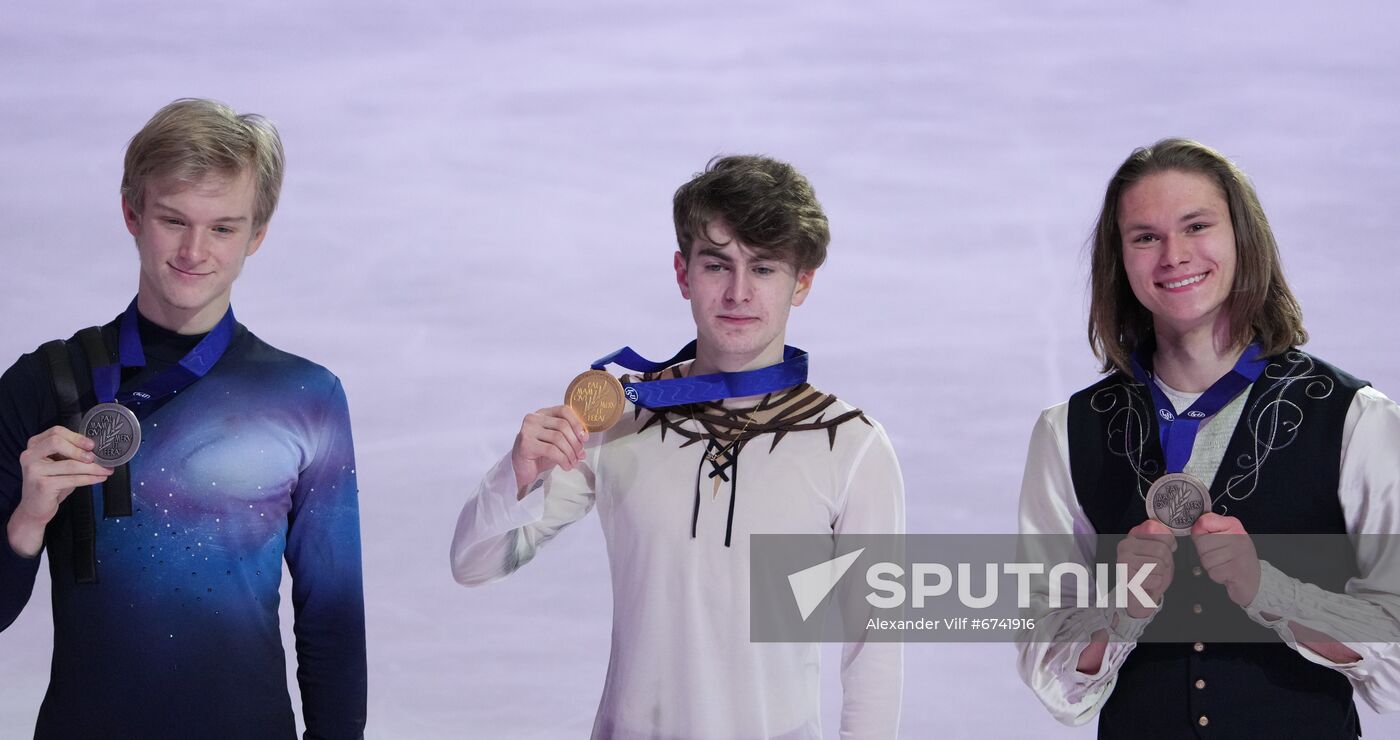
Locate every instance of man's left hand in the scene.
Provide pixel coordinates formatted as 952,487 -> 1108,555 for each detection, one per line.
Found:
1191,513 -> 1261,608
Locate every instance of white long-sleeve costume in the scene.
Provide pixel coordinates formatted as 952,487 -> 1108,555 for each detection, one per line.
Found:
1016,380 -> 1400,726
453,381 -> 904,740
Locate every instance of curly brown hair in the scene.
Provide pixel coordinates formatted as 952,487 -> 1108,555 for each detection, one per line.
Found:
673,155 -> 829,272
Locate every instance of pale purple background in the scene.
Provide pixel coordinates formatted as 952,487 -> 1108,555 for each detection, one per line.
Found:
3,3 -> 1399,737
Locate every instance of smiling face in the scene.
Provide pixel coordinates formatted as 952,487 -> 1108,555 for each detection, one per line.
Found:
1118,169 -> 1238,341
674,220 -> 813,373
124,168 -> 267,334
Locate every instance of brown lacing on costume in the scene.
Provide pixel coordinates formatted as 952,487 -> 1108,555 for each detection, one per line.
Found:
622,365 -> 872,546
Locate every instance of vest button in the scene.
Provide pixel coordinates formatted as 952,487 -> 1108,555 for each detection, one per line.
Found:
1199,715 -> 1209,727
1193,642 -> 1205,652
1192,603 -> 1203,614
1192,566 -> 1203,577
1195,679 -> 1206,689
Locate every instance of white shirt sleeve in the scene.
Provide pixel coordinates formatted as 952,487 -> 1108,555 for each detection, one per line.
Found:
833,420 -> 906,740
1014,404 -> 1152,726
1241,385 -> 1400,712
449,440 -> 602,587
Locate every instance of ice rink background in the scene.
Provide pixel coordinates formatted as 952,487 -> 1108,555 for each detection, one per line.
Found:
3,2 -> 1399,737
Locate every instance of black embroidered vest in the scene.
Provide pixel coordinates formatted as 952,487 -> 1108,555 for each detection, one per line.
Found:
1067,350 -> 1368,739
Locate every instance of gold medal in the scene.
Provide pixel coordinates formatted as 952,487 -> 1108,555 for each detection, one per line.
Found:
565,370 -> 626,432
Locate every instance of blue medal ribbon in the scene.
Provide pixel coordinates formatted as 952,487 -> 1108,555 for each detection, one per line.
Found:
591,340 -> 809,408
90,299 -> 238,418
1129,342 -> 1267,473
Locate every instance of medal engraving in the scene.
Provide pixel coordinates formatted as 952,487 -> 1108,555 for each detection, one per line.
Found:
1146,472 -> 1211,536
565,370 -> 626,433
80,403 -> 141,468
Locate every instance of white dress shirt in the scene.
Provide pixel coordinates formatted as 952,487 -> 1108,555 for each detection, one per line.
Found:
1017,381 -> 1400,726
452,394 -> 905,740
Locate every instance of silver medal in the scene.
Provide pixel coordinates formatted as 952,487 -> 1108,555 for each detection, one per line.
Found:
80,402 -> 141,468
1145,472 -> 1211,536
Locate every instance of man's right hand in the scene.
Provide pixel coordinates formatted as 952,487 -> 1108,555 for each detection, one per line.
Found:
1118,519 -> 1176,619
7,426 -> 110,558
511,406 -> 588,497
1076,520 -> 1177,673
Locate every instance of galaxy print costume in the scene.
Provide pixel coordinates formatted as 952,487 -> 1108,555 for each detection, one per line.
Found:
0,310 -> 366,740
453,367 -> 904,739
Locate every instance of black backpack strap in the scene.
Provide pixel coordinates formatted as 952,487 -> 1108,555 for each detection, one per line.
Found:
74,328 -> 133,519
74,327 -> 112,378
40,337 -> 98,584
104,459 -> 132,518
39,341 -> 81,429
40,327 -> 138,584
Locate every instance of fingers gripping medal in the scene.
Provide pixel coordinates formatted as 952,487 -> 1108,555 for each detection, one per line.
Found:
1145,472 -> 1212,536
80,402 -> 141,468
565,370 -> 627,433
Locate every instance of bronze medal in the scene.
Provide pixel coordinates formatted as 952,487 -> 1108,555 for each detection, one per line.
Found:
565,370 -> 626,432
1145,472 -> 1212,536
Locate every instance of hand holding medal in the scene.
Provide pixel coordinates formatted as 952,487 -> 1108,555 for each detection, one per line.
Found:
510,406 -> 589,494
1117,518 -> 1176,619
1115,345 -> 1268,619
1190,513 -> 1262,607
8,427 -> 111,558
508,362 -> 630,495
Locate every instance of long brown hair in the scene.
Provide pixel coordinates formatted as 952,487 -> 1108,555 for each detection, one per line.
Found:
1088,138 -> 1306,375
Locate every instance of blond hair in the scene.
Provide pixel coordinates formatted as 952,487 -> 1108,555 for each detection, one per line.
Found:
121,98 -> 285,229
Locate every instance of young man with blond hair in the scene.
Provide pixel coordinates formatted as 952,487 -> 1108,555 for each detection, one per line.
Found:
0,99 -> 366,739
